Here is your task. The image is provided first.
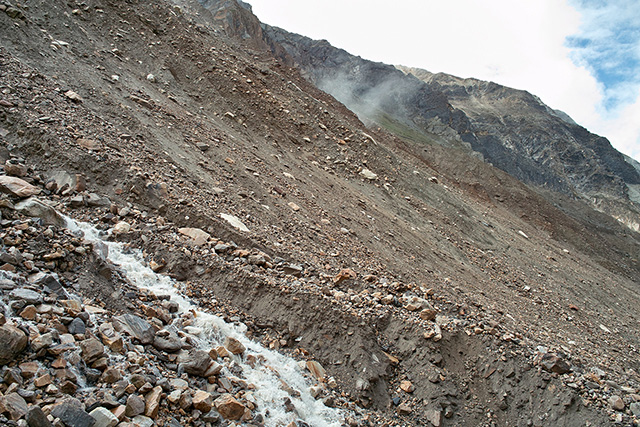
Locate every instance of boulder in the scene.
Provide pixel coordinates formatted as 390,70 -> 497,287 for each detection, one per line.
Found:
14,197 -> 66,227
79,338 -> 105,364
50,400 -> 95,427
9,288 -> 43,305
114,314 -> 154,344
180,349 -> 212,377
193,390 -> 214,412
26,405 -> 53,427
153,325 -> 182,353
224,336 -> 246,355
540,353 -> 571,374
0,176 -> 40,198
144,386 -> 163,419
178,227 -> 211,246
0,324 -> 28,365
89,407 -> 119,427
125,395 -> 146,418
214,394 -> 246,420
306,360 -> 326,379
0,392 -> 28,420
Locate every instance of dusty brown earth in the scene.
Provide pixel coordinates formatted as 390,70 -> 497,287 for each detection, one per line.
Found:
0,0 -> 639,426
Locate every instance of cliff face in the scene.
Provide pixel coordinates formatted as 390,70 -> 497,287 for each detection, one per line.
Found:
399,67 -> 640,197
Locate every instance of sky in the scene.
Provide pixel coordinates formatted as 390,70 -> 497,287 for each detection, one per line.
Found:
247,0 -> 640,162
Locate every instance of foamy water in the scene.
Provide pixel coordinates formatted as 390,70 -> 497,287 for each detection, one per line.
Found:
65,218 -> 345,426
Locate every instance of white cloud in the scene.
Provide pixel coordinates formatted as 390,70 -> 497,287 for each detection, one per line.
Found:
248,0 -> 640,161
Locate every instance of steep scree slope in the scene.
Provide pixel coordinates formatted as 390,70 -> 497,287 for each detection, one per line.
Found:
0,0 -> 639,426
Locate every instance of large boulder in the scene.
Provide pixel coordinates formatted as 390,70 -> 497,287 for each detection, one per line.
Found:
0,324 -> 28,365
0,176 -> 40,198
214,394 -> 246,420
179,350 -> 212,377
113,314 -> 154,344
14,197 -> 66,227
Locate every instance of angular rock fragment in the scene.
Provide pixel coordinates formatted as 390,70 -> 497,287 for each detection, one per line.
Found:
0,324 -> 28,365
540,353 -> 571,374
51,400 -> 95,427
180,349 -> 212,377
0,176 -> 41,198
89,407 -> 119,427
114,314 -> 154,344
224,336 -> 246,355
214,394 -> 246,420
14,197 -> 66,227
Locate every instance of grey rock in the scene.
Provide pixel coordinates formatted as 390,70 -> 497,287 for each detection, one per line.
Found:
0,324 -> 28,365
26,406 -> 53,427
180,349 -> 212,377
9,288 -> 43,305
69,195 -> 85,208
114,314 -> 155,344
14,197 -> 66,227
51,400 -> 95,427
630,402 -> 640,417
67,318 -> 86,335
87,193 -> 110,207
31,332 -> 54,352
89,407 -> 118,427
125,394 -> 146,417
0,392 -> 28,420
153,325 -> 182,353
32,273 -> 63,292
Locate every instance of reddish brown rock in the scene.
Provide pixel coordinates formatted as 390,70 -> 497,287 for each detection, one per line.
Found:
214,394 -> 245,420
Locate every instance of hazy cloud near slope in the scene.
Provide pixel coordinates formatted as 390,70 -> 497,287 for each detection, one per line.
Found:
248,0 -> 640,161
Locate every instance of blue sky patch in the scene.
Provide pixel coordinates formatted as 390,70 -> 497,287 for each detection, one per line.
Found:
567,0 -> 640,111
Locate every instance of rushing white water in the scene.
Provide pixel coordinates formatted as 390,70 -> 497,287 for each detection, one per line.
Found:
65,218 -> 345,427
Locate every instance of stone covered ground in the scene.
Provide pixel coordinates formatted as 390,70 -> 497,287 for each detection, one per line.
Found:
0,0 -> 639,426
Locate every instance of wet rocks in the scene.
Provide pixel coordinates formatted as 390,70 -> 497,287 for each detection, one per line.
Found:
180,349 -> 213,377
50,400 -> 95,427
224,336 -> 246,355
153,325 -> 181,353
306,360 -> 326,380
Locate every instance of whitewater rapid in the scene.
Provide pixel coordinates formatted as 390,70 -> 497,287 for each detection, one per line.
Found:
65,218 -> 346,427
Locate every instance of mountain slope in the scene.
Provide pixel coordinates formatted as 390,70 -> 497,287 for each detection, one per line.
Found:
0,0 -> 639,425
259,24 -> 640,232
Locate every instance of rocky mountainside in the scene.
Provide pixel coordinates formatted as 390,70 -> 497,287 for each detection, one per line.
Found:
0,0 -> 639,426
259,23 -> 640,232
